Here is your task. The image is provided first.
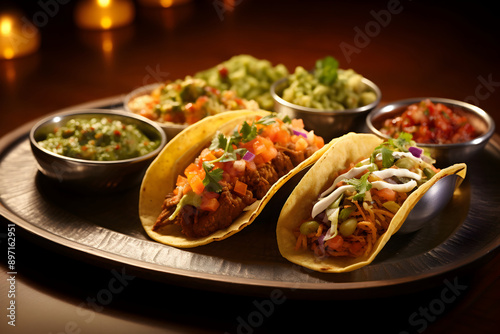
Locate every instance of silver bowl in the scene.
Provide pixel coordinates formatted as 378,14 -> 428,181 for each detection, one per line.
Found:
123,83 -> 187,141
30,109 -> 167,193
398,173 -> 462,234
271,77 -> 381,142
366,97 -> 496,166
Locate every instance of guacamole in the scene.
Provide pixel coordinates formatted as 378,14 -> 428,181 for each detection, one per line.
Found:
194,55 -> 289,110
38,117 -> 160,161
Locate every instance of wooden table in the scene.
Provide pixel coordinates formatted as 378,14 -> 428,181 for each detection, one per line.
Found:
1,1 -> 499,333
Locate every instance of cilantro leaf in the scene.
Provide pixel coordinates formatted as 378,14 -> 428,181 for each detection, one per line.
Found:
389,132 -> 413,152
202,162 -> 223,193
281,114 -> 292,124
345,173 -> 372,202
381,146 -> 395,168
239,121 -> 258,143
255,114 -> 276,126
315,56 -> 339,86
209,133 -> 227,151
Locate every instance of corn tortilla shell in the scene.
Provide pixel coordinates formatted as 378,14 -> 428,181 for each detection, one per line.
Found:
139,110 -> 335,248
276,133 -> 466,273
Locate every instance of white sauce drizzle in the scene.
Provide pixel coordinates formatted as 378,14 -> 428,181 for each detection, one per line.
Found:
312,151 -> 425,218
372,180 -> 417,192
312,185 -> 355,218
319,162 -> 373,198
372,169 -> 421,181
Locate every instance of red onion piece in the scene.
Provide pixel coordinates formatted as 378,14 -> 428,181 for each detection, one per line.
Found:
242,150 -> 255,161
293,129 -> 307,138
409,146 -> 423,158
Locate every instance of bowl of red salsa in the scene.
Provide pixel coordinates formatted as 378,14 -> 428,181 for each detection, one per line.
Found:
366,98 -> 495,165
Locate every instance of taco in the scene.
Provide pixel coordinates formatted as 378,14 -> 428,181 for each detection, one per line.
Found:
276,132 -> 466,273
139,110 -> 330,248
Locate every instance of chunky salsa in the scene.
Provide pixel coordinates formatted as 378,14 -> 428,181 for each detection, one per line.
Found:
38,117 -> 161,161
380,99 -> 478,144
127,77 -> 259,125
153,114 -> 325,238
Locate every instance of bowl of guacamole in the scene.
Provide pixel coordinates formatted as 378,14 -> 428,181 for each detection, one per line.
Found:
271,56 -> 381,141
30,109 -> 167,192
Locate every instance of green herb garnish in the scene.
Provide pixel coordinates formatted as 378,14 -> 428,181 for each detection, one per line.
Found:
345,173 -> 372,202
202,161 -> 224,193
314,56 -> 339,86
202,115 -> 278,193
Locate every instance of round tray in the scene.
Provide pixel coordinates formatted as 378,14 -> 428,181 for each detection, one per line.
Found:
1,97 -> 500,299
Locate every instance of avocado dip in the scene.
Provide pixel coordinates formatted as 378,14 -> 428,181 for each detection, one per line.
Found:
38,117 -> 160,161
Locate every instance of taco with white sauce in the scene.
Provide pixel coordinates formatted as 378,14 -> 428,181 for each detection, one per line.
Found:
276,132 -> 466,272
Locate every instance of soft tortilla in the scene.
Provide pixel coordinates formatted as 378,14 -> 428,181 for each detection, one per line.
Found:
276,133 -> 467,273
139,110 -> 335,248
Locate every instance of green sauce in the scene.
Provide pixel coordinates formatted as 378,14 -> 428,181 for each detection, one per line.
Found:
38,117 -> 160,161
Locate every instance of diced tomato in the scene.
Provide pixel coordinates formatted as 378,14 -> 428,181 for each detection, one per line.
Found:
325,235 -> 344,251
233,180 -> 248,196
182,183 -> 192,195
199,148 -> 217,163
260,122 -> 279,141
291,118 -> 304,129
253,140 -> 267,155
374,188 -> 397,202
260,146 -> 277,163
176,175 -> 188,187
313,135 -> 324,148
200,196 -> 220,212
184,163 -> 201,177
295,137 -> 308,152
245,160 -> 256,171
218,66 -> 228,78
349,241 -> 364,256
275,129 -> 291,145
189,174 -> 205,195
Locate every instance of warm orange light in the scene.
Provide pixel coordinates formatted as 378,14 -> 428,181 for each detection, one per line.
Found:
98,0 -> 111,7
160,0 -> 173,7
102,36 -> 113,53
0,12 -> 40,60
100,16 -> 112,29
74,0 -> 135,30
1,17 -> 12,35
137,0 -> 192,7
3,48 -> 14,59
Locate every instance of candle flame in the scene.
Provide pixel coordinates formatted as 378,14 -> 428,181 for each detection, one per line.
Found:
160,0 -> 173,7
1,17 -> 12,35
98,0 -> 111,8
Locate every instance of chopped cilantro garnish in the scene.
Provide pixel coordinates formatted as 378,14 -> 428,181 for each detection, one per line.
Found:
202,115 -> 277,193
314,56 -> 339,86
345,173 -> 372,202
389,132 -> 413,152
202,162 -> 223,193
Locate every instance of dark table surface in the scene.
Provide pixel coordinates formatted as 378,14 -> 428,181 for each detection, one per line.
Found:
1,1 -> 499,333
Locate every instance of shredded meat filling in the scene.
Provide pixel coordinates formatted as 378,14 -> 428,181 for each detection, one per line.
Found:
153,145 -> 316,238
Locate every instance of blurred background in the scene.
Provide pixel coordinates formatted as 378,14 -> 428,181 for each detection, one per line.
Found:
0,0 -> 499,137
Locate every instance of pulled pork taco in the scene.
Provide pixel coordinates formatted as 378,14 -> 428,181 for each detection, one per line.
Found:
276,132 -> 466,273
139,110 -> 330,248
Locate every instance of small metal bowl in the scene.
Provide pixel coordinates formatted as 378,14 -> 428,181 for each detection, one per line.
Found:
271,77 -> 381,142
366,97 -> 496,166
30,109 -> 167,193
123,83 -> 187,141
